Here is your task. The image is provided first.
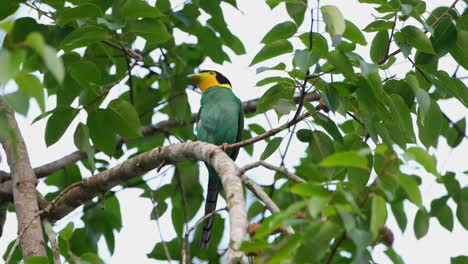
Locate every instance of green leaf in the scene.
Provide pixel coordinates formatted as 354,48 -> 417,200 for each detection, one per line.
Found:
74,123 -> 95,172
298,32 -> 329,57
260,137 -> 283,160
107,99 -> 142,138
456,188 -> 468,230
197,27 -> 230,64
321,5 -> 345,39
370,30 -> 389,63
391,202 -> 407,232
308,130 -> 335,164
0,49 -> 25,84
121,0 -> 163,19
399,174 -> 422,207
256,85 -> 294,114
343,20 -> 367,45
385,248 -> 405,264
401,25 -> 435,54
327,50 -> 355,80
417,100 -> 442,148
24,256 -> 49,264
61,25 -> 109,51
312,112 -> 343,143
56,4 -> 103,26
449,30 -> 468,70
404,147 -> 439,179
2,90 -> 30,116
289,183 -> 329,197
43,46 -> 65,84
45,108 -> 78,147
363,20 -> 394,32
370,195 -> 387,238
294,49 -> 319,73
26,32 -> 65,83
127,18 -> 170,44
431,17 -> 457,56
261,21 -> 297,44
431,196 -> 453,231
69,61 -> 101,88
59,222 -> 75,241
78,253 -> 104,264
434,71 -> 468,108
15,73 -> 45,111
0,1 -> 19,21
320,151 -> 367,169
250,39 -> 293,66
414,209 -> 430,239
286,2 -> 306,26
452,256 -> 468,264
87,109 -> 117,156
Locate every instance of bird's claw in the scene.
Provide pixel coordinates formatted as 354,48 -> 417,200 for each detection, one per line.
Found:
220,143 -> 229,152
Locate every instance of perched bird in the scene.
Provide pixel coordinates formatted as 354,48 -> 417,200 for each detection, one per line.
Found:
188,70 -> 244,248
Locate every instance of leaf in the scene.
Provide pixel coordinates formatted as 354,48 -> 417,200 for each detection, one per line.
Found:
431,17 -> 457,56
24,256 -> 49,264
363,20 -> 394,32
321,5 -> 345,38
452,256 -> 468,264
79,253 -> 104,264
391,202 -> 407,232
399,174 -> 422,207
343,20 -> 367,45
250,39 -> 293,66
289,183 -> 329,197
15,73 -> 45,111
370,195 -> 387,238
61,25 -> 109,51
298,32 -> 329,57
456,188 -> 468,230
417,100 -> 442,148
327,50 -> 355,80
127,18 -> 170,44
449,30 -> 468,70
107,99 -> 142,138
370,30 -> 389,63
431,197 -> 453,231
0,49 -> 25,84
404,147 -> 439,179
2,90 -> 30,116
286,2 -> 306,26
401,25 -> 435,54
320,151 -> 367,169
260,137 -> 283,160
294,49 -> 319,73
43,46 -> 65,84
0,1 -> 19,21
385,248 -> 405,264
121,0 -> 163,19
56,4 -> 103,26
59,222 -> 75,241
45,108 -> 78,147
256,85 -> 294,113
414,209 -> 430,239
87,109 -> 117,156
74,123 -> 95,172
261,21 -> 297,44
312,112 -> 343,143
197,27 -> 229,64
69,61 -> 101,88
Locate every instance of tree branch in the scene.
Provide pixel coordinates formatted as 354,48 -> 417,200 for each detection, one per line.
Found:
0,101 -> 46,258
239,161 -> 305,183
43,142 -> 247,262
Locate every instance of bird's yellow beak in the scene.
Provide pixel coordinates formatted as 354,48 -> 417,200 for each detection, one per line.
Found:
187,73 -> 203,86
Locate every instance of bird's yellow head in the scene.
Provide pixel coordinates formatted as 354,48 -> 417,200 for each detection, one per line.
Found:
188,70 -> 232,93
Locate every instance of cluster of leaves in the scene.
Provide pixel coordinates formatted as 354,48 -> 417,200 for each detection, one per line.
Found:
240,0 -> 468,263
0,0 -> 244,263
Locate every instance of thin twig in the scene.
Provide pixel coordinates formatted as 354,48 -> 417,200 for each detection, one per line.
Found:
325,232 -> 346,264
239,161 -> 305,183
182,207 -> 227,264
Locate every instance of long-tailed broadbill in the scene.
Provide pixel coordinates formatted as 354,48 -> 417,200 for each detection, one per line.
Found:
188,70 -> 244,248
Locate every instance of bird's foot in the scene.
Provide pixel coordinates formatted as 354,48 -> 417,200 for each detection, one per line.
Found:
220,143 -> 229,152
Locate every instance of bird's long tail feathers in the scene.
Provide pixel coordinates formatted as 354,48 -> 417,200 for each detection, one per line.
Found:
200,166 -> 222,249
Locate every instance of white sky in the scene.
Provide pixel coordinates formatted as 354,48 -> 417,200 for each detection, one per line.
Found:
1,0 -> 467,263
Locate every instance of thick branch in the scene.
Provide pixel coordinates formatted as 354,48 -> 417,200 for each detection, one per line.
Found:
44,142 -> 247,262
0,101 -> 46,258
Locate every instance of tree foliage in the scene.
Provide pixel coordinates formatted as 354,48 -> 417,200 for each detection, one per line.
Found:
0,0 -> 467,263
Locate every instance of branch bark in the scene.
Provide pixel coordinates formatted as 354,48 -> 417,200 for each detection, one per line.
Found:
43,142 -> 247,262
0,101 -> 46,258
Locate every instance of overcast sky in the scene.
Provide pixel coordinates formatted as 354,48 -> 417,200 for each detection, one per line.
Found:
1,0 -> 467,263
